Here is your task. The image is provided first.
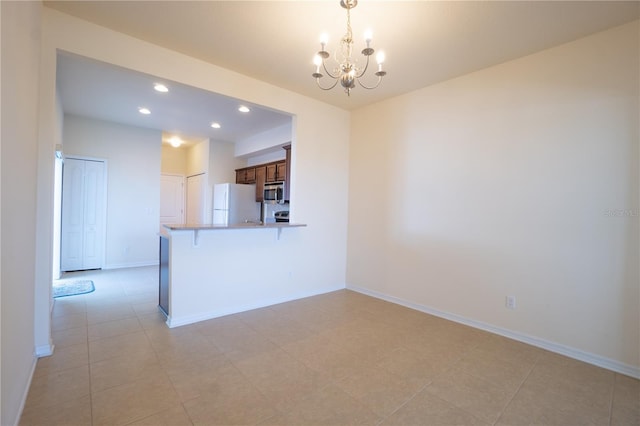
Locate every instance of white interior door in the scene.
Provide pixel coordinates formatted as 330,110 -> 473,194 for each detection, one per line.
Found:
61,159 -> 84,271
61,158 -> 105,271
160,174 -> 185,225
186,173 -> 208,225
81,160 -> 104,268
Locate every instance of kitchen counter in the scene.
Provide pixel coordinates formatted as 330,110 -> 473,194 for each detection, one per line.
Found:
158,220 -> 311,328
163,222 -> 306,231
161,222 -> 306,243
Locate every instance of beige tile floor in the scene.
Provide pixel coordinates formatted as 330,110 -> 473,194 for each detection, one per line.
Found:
20,266 -> 639,426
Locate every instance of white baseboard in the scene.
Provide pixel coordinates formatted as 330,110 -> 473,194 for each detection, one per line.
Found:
34,342 -> 55,357
347,284 -> 640,379
102,261 -> 158,270
13,356 -> 38,426
167,284 -> 345,328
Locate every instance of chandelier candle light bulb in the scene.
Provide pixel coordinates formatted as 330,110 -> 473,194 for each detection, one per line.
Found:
312,0 -> 386,96
314,55 -> 322,74
376,51 -> 385,72
320,33 -> 329,49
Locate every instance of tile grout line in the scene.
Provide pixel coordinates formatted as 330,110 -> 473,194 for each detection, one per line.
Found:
84,294 -> 95,426
490,350 -> 541,426
104,285 -> 178,424
228,314 -> 342,422
375,333 -> 477,424
607,373 -> 617,426
236,303 -> 402,424
375,379 -> 433,426
137,306 -> 196,426
88,276 -> 162,425
113,293 -> 191,426
427,344 -> 499,426
220,347 -> 291,422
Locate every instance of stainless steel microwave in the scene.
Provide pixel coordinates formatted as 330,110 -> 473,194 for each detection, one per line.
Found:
264,182 -> 285,204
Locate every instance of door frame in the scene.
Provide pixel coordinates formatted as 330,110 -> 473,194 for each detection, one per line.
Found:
160,173 -> 186,225
58,155 -> 109,272
185,172 -> 209,225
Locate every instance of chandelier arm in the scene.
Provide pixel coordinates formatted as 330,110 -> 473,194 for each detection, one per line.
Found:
356,75 -> 383,90
321,61 -> 340,80
316,77 -> 341,91
355,54 -> 371,79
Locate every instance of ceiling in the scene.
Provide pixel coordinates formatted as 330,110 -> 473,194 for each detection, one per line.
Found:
56,52 -> 292,146
47,1 -> 639,144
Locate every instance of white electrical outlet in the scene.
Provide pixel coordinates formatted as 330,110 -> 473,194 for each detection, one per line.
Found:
506,295 -> 516,310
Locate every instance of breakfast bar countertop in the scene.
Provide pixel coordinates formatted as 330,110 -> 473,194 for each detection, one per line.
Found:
158,220 -> 309,328
162,222 -> 307,231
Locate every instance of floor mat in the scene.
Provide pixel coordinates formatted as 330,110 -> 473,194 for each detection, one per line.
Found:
53,280 -> 95,298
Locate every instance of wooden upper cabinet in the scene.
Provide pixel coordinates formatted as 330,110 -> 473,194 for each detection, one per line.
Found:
266,163 -> 277,182
255,166 -> 266,202
276,162 -> 286,182
235,167 -> 256,184
265,161 -> 286,183
235,169 -> 244,184
283,145 -> 291,202
236,148 -> 291,201
245,168 -> 256,183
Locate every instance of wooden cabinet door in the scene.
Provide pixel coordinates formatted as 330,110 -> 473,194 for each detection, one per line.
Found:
236,167 -> 256,184
276,162 -> 286,182
283,145 -> 291,202
266,164 -> 277,182
245,168 -> 256,183
236,170 -> 245,184
255,166 -> 266,202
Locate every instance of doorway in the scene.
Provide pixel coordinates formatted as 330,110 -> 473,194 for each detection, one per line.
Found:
186,173 -> 209,225
160,173 -> 185,225
60,157 -> 107,272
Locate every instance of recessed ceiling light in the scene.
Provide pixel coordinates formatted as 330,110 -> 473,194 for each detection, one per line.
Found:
154,83 -> 169,93
211,122 -> 221,129
138,107 -> 151,115
169,137 -> 182,148
238,105 -> 250,113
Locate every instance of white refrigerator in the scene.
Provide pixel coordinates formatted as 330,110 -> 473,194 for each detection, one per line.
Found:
212,183 -> 259,226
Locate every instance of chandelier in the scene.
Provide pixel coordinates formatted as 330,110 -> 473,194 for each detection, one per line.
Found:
312,0 -> 386,96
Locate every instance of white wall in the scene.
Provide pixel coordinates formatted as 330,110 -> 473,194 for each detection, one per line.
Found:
246,150 -> 286,167
186,139 -> 210,177
37,3 -> 350,346
209,140 -> 241,186
161,145 -> 187,175
1,2 -> 42,424
52,92 -> 64,280
235,123 -> 292,157
348,21 -> 639,375
63,114 -> 162,269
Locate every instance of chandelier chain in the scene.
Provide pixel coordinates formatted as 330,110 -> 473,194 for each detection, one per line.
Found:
345,6 -> 352,44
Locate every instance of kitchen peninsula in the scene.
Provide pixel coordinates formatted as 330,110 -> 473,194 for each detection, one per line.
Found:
159,221 -> 307,328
